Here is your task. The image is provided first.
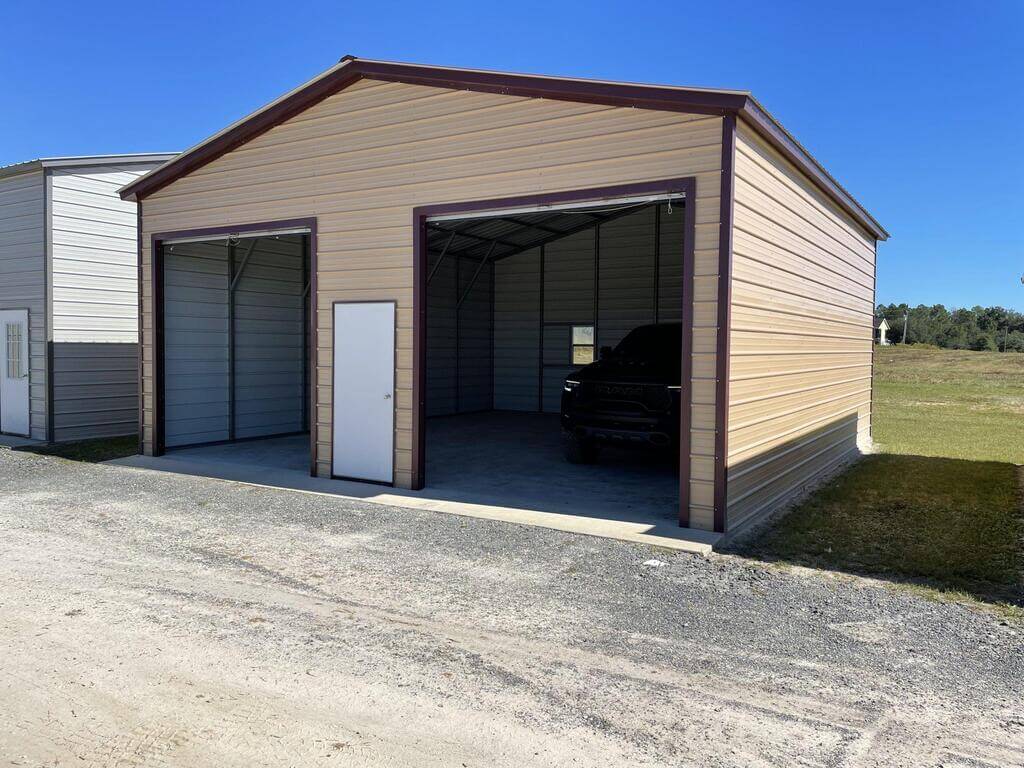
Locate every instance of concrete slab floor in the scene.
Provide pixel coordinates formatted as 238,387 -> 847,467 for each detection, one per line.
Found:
109,413 -> 718,553
0,434 -> 45,449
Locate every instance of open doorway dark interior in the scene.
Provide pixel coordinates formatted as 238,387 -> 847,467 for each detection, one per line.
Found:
423,198 -> 685,524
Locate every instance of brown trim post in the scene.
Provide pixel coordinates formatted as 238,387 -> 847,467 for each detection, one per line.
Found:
150,234 -> 164,455
678,179 -> 697,527
712,114 -> 737,534
413,178 -> 697,527
136,201 -> 144,454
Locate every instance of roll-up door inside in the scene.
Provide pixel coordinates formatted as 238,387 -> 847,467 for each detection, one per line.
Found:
162,232 -> 308,450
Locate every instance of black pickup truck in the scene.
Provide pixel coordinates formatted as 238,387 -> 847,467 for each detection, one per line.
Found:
560,322 -> 682,464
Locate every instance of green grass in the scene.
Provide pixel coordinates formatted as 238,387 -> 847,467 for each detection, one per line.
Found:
737,346 -> 1023,612
874,346 -> 1024,464
18,434 -> 139,463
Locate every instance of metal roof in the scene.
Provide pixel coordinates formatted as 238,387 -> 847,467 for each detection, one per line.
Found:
0,153 -> 179,181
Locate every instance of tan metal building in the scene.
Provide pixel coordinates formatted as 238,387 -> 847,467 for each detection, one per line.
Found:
120,57 -> 887,538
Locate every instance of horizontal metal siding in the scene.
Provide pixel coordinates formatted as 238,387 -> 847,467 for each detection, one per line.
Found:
726,120 -> 876,534
233,236 -> 305,438
139,79 -> 724,527
163,242 -> 230,447
50,164 -> 161,343
0,170 -> 46,439
51,342 -> 137,440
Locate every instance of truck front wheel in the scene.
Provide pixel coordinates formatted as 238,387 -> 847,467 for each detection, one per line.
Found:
563,431 -> 599,464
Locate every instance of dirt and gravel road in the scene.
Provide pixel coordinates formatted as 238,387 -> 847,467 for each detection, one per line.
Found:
0,448 -> 1021,767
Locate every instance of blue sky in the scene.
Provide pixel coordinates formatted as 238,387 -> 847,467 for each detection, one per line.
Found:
3,1 -> 1021,309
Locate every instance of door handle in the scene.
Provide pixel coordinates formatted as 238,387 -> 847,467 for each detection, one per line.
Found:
384,393 -> 392,400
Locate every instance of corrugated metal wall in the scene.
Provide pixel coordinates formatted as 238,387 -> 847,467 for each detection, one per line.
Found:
163,241 -> 230,447
49,165 -> 156,343
233,235 -> 305,438
487,204 -> 684,414
51,342 -> 137,441
492,249 -> 540,411
47,162 -> 161,441
139,79 -> 725,528
725,120 -> 876,534
426,254 -> 493,416
163,236 -> 306,448
0,170 -> 47,439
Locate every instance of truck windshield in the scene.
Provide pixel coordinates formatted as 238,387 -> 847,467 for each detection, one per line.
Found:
613,324 -> 682,360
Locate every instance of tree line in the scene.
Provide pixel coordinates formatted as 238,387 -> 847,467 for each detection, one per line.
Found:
876,304 -> 1024,352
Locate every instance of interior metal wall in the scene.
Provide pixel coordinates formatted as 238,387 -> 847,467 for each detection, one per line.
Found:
162,235 -> 306,448
426,254 -> 493,417
163,240 -> 230,447
233,236 -> 305,438
491,203 -> 685,414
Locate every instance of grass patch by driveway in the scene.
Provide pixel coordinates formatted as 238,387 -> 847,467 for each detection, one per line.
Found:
17,435 -> 139,463
737,454 -> 1022,608
736,346 -> 1023,614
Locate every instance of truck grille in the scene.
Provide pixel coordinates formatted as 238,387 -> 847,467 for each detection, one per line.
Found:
577,382 -> 672,411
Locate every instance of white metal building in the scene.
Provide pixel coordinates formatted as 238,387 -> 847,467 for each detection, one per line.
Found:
0,154 -> 175,441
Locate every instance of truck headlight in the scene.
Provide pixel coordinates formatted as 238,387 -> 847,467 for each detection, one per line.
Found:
563,379 -> 580,392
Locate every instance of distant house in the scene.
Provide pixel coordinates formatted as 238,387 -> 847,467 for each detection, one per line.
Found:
0,153 -> 176,441
875,316 -> 891,345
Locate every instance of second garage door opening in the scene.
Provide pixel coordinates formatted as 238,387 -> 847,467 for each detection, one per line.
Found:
161,230 -> 311,468
424,197 -> 686,524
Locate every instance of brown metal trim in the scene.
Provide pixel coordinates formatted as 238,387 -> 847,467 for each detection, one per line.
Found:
151,234 -> 164,455
355,60 -> 741,115
328,299 -> 398,488
148,217 -> 318,463
308,220 -> 319,477
677,179 -> 697,527
712,114 -> 737,534
118,58 -> 886,242
136,200 -> 144,454
414,177 -> 697,527
412,211 -> 427,489
739,102 -> 887,240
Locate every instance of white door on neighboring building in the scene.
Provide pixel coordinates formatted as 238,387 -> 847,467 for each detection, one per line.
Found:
0,309 -> 30,436
332,302 -> 395,483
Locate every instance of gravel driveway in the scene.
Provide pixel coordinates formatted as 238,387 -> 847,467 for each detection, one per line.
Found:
0,448 -> 1020,767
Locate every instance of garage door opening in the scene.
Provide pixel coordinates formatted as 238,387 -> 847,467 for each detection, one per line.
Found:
423,195 -> 686,525
157,228 -> 312,472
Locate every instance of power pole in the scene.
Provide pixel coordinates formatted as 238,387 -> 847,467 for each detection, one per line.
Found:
901,312 -> 909,344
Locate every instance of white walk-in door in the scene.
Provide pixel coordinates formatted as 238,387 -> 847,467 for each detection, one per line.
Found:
332,302 -> 395,483
0,309 -> 30,436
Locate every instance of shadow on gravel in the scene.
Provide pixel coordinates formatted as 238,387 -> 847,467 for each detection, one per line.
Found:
729,454 -> 1024,615
15,435 -> 139,464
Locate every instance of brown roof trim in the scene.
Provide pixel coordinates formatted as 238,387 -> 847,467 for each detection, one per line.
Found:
119,57 -> 887,240
738,100 -> 888,240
